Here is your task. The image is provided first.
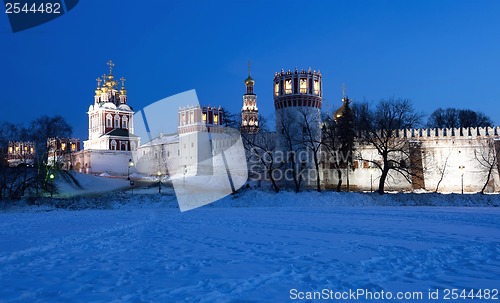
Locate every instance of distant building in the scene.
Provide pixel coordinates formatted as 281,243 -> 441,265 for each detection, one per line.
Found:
6,141 -> 35,167
240,63 -> 259,134
47,138 -> 81,169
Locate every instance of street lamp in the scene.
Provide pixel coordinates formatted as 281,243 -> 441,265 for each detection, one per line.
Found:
183,165 -> 187,187
128,159 -> 134,180
49,173 -> 55,198
459,165 -> 465,194
370,172 -> 373,193
157,171 -> 162,194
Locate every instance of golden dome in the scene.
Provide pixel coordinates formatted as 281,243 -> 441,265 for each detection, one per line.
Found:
244,75 -> 255,85
334,97 -> 349,122
95,88 -> 102,95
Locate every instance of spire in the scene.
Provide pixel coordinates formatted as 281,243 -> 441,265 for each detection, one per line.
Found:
94,77 -> 102,98
107,60 -> 115,75
120,77 -> 127,95
342,83 -> 347,98
244,60 -> 255,87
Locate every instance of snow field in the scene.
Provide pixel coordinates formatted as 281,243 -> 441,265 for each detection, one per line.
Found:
0,202 -> 498,302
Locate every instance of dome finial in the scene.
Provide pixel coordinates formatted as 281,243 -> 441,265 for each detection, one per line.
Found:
107,60 -> 115,75
244,60 -> 255,85
120,77 -> 127,95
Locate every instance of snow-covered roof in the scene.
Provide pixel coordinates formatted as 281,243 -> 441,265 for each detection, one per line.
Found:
140,133 -> 179,147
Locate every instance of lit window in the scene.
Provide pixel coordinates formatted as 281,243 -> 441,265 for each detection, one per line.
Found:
214,114 -> 218,124
314,80 -> 320,95
61,143 -> 66,151
300,78 -> 307,93
285,79 -> 292,94
274,82 -> 279,96
202,113 -> 207,123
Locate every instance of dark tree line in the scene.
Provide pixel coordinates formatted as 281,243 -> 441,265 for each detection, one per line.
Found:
427,107 -> 492,129
0,115 -> 72,201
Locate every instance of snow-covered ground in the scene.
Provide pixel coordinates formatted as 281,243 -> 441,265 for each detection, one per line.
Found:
0,186 -> 499,302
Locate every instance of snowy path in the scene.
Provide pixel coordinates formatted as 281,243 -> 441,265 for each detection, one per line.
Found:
0,206 -> 499,302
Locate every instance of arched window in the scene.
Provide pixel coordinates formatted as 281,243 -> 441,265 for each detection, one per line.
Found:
106,114 -> 112,128
111,140 -> 117,150
122,116 -> 128,129
114,115 -> 120,128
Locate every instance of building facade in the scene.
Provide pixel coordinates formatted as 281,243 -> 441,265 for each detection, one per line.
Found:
241,65 -> 259,134
71,61 -> 139,175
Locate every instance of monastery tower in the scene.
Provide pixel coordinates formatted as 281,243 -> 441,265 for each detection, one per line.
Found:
240,62 -> 259,134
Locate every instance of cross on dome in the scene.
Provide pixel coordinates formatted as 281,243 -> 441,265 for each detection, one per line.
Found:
107,60 -> 115,74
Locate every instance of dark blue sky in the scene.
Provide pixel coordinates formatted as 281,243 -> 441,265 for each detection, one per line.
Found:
1,0 -> 499,140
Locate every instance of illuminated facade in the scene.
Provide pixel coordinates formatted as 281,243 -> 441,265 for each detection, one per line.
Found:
6,141 -> 35,167
47,138 -> 80,168
241,65 -> 259,134
71,61 -> 140,174
274,68 -> 323,167
84,61 -> 139,151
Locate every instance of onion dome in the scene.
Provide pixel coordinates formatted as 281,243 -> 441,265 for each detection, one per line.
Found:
244,75 -> 255,85
334,97 -> 349,122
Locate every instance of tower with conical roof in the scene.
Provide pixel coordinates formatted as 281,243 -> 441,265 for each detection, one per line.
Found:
241,61 -> 259,134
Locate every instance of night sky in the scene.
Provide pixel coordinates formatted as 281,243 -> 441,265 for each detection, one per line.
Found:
1,0 -> 500,141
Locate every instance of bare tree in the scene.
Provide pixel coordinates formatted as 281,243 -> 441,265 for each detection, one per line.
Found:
427,107 -> 492,128
434,152 -> 451,192
242,130 -> 283,192
357,98 -> 424,195
474,138 -> 498,194
28,115 -> 72,165
277,111 -> 304,193
296,108 -> 322,192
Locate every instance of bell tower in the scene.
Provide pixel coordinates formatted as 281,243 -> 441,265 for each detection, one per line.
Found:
241,61 -> 259,134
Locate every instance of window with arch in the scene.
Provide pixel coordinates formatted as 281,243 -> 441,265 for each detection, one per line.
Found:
106,114 -> 112,128
114,115 -> 120,128
111,140 -> 117,150
313,80 -> 320,95
122,115 -> 128,129
285,79 -> 292,94
300,78 -> 307,93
